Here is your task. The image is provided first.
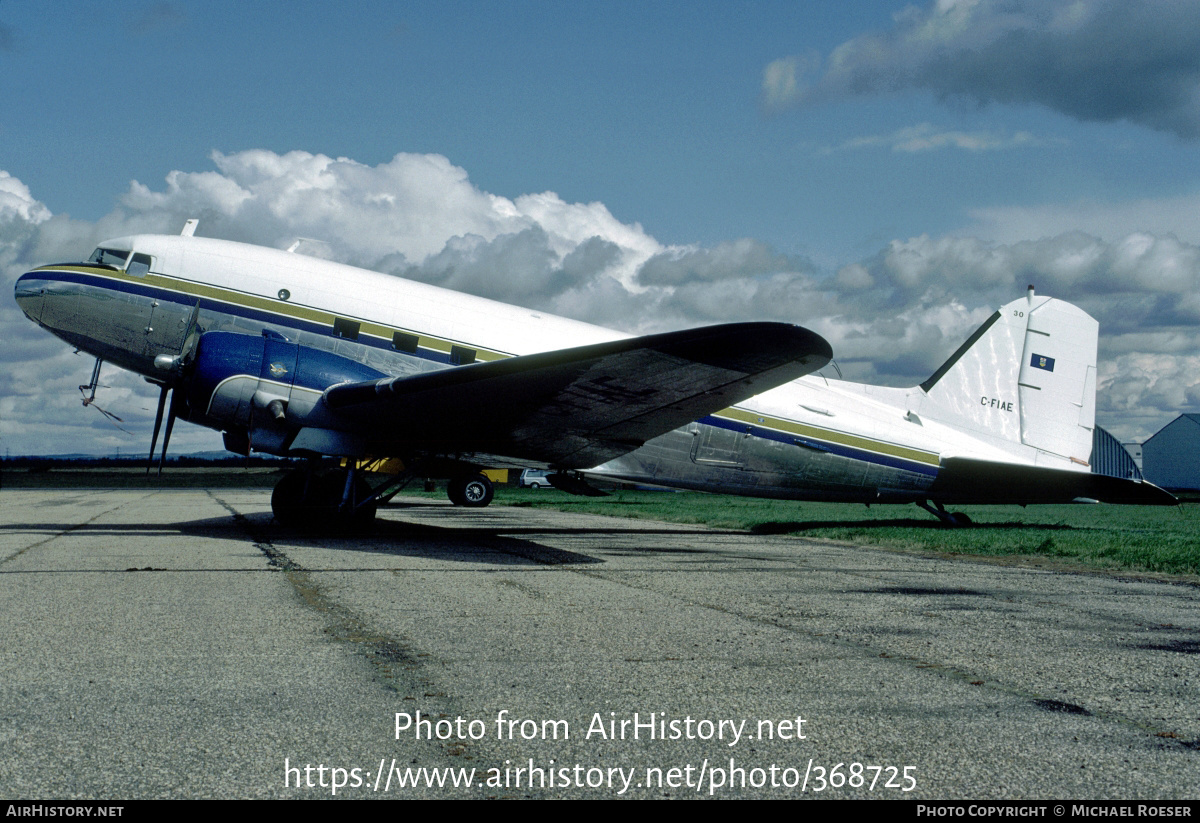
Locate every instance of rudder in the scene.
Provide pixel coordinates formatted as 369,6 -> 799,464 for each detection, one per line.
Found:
918,289 -> 1097,468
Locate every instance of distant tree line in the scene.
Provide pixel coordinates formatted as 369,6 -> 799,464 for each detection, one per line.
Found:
2,455 -> 294,471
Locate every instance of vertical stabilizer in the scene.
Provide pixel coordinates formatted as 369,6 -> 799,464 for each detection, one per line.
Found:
918,292 -> 1097,467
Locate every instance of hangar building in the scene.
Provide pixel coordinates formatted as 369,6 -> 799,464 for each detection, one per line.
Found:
1142,414 -> 1200,491
1091,426 -> 1142,481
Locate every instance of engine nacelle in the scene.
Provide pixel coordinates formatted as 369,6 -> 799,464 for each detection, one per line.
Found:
185,331 -> 385,455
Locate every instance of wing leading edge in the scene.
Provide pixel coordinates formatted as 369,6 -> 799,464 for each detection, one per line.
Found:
323,322 -> 832,468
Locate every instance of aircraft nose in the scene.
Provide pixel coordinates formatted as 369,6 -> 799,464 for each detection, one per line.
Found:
14,271 -> 45,321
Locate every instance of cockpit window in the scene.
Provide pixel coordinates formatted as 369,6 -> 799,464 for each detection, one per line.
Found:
86,248 -> 152,276
88,248 -> 131,269
126,253 -> 152,277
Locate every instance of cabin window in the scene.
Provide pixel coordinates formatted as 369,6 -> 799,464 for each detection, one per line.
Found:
88,248 -> 131,269
451,345 -> 476,365
333,318 -> 360,340
126,253 -> 152,277
392,332 -> 419,353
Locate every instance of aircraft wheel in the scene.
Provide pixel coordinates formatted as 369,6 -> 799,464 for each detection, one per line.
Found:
271,470 -> 308,526
272,469 -> 376,529
449,474 -> 494,507
461,474 -> 494,507
948,512 -> 973,527
342,473 -> 378,530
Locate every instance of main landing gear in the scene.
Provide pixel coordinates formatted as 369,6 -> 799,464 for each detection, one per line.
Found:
446,473 -> 494,508
271,465 -> 498,527
917,500 -> 974,527
271,465 -> 377,529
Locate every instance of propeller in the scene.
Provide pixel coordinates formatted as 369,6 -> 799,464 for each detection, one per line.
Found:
146,301 -> 203,475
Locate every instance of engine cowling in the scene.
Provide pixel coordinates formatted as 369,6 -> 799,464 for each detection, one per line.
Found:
185,330 -> 386,455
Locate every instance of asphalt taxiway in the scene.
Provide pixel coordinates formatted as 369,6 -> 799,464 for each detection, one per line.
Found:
0,489 -> 1196,799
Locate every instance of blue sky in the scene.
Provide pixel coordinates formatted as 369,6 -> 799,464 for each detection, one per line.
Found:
4,0 -> 1200,455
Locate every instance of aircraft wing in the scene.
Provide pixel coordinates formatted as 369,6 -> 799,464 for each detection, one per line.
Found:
322,322 -> 831,468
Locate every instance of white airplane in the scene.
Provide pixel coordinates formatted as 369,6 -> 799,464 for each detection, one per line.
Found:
14,221 -> 1173,528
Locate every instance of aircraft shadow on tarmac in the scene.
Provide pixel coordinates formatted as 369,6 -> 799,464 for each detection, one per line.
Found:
165,513 -> 605,566
172,504 -> 747,566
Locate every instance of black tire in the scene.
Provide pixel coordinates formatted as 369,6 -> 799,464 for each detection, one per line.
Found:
447,477 -> 466,506
449,473 -> 493,507
272,469 -> 376,529
271,470 -> 308,526
344,473 -> 378,530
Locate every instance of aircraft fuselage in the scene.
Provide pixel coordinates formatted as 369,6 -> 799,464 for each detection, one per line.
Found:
17,232 -> 1169,510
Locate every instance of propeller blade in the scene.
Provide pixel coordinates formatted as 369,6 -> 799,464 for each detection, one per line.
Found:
179,301 -> 202,364
147,384 -> 169,475
157,387 -> 182,475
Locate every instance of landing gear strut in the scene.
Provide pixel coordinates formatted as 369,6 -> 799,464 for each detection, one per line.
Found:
271,464 -> 377,529
917,500 -> 973,527
447,473 -> 494,507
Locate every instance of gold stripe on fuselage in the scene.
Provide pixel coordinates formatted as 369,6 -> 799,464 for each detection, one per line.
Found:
39,264 -> 508,361
715,408 -> 940,468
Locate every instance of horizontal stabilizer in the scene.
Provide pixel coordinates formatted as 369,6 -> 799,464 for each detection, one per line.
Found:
930,458 -> 1177,506
324,322 -> 831,468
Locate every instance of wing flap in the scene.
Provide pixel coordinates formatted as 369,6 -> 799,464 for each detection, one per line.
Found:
324,322 -> 831,467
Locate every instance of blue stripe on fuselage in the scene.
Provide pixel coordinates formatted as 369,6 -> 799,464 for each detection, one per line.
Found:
697,414 -> 939,477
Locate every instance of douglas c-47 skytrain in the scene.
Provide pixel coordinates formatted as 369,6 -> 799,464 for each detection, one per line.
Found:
15,221 -> 1174,527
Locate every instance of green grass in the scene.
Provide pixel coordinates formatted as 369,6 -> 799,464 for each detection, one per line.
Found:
491,488 -> 1200,578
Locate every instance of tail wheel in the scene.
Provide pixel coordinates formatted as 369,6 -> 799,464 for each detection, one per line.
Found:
448,473 -> 494,508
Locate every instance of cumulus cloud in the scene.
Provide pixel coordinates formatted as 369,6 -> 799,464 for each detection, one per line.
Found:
638,239 -> 806,287
1100,353 -> 1200,441
967,192 -> 1200,245
0,172 -> 51,227
765,0 -> 1200,138
3,150 -> 1200,453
